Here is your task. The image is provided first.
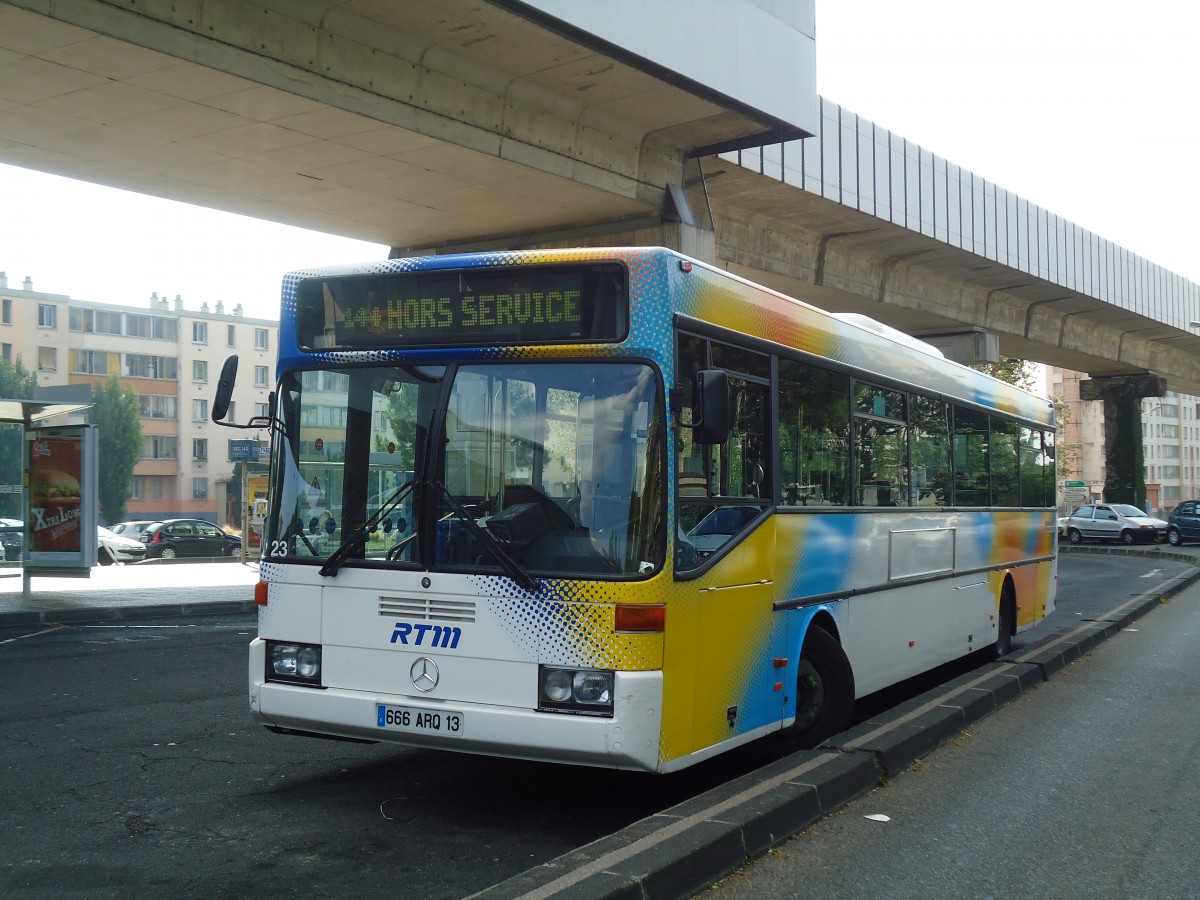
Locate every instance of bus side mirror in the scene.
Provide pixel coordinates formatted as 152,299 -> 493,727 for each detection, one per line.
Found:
212,355 -> 239,422
692,369 -> 729,445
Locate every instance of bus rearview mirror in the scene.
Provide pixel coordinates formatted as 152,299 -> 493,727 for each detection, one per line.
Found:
212,355 -> 239,422
693,369 -> 729,445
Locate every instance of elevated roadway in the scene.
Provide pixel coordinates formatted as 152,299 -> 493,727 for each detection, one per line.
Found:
2,0 -> 1198,394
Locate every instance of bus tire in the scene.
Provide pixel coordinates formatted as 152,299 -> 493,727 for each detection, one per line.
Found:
791,626 -> 854,744
989,583 -> 1015,659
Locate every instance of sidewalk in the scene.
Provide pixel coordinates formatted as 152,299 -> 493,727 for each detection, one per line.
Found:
0,559 -> 260,625
476,554 -> 1200,900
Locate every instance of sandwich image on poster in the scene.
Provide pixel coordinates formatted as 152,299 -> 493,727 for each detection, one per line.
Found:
29,440 -> 83,554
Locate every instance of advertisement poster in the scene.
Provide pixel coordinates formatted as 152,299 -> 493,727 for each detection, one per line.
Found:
24,424 -> 97,573
29,435 -> 83,553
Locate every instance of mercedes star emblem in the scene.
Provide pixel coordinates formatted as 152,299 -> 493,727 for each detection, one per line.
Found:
410,656 -> 439,692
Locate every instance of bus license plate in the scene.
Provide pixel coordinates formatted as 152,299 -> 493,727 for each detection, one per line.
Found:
376,704 -> 464,736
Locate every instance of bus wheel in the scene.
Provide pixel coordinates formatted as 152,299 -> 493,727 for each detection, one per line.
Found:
792,627 -> 854,744
990,584 -> 1015,659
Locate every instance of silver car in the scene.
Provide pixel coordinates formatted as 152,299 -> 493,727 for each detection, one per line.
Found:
1065,504 -> 1167,545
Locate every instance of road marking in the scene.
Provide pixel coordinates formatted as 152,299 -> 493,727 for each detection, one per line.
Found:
0,625 -> 65,645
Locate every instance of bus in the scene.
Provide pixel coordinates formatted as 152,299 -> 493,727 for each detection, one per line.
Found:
214,247 -> 1056,774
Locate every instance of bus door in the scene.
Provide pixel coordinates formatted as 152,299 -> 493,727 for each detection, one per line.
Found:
674,333 -> 783,742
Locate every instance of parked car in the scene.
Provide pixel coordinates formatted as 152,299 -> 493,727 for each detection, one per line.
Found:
109,520 -> 157,539
142,519 -> 242,559
1166,500 -> 1200,546
97,526 -> 147,565
0,518 -> 22,562
1064,504 -> 1168,545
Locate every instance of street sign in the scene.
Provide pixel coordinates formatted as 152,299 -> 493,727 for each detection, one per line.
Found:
1065,480 -> 1086,487
229,439 -> 260,462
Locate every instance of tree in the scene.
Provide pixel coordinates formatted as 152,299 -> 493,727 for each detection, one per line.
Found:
0,356 -> 37,517
89,375 -> 143,523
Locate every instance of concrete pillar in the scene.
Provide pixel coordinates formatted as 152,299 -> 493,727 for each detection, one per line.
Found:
1079,374 -> 1166,507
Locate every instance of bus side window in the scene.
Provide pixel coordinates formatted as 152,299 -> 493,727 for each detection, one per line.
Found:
779,358 -> 850,507
675,333 -> 770,568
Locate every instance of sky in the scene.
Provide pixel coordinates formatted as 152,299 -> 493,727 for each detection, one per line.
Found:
0,0 -> 1197,321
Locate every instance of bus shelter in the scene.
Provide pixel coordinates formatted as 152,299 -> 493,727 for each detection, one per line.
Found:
0,396 -> 97,598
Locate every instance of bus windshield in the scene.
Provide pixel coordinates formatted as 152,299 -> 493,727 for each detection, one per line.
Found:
268,361 -> 665,579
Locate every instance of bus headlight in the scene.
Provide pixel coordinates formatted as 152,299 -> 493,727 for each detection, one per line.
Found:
267,641 -> 323,686
538,666 -> 614,715
543,668 -> 574,703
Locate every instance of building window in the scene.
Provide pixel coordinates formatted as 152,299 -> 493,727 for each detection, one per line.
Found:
142,435 -> 179,459
193,360 -> 208,382
255,402 -> 269,419
227,324 -> 236,347
255,328 -> 269,350
38,304 -> 56,328
130,476 -> 145,500
139,395 -> 178,419
126,315 -> 178,340
224,401 -> 235,422
2,343 -> 10,362
193,438 -> 208,461
70,309 -> 123,334
71,350 -> 114,375
38,346 -> 57,371
125,354 -> 178,380
193,399 -> 208,421
255,365 -> 269,387
193,322 -> 208,344
192,477 -> 209,500
2,298 -> 10,324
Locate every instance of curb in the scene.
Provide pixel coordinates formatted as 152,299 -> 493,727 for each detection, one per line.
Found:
476,555 -> 1200,900
0,599 -> 258,627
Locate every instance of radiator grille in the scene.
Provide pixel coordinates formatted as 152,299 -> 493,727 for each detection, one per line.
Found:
379,596 -> 476,623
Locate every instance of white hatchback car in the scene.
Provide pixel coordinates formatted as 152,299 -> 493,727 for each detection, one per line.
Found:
1064,504 -> 1168,545
97,526 -> 148,565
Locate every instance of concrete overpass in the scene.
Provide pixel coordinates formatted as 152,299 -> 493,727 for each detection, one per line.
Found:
2,0 -> 1199,398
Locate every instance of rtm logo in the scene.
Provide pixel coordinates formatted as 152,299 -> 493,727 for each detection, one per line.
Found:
389,622 -> 462,649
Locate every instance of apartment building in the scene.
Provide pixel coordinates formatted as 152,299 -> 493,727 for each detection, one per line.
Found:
1047,365 -> 1200,516
1142,394 -> 1200,515
0,272 -> 276,526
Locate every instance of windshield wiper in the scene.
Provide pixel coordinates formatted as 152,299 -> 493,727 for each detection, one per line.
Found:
429,481 -> 541,593
319,480 -> 416,577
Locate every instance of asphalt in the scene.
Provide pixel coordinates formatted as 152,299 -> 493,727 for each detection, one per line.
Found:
2,549 -> 1197,900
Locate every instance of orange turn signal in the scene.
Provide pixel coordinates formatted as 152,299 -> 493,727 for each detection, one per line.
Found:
614,604 -> 665,633
255,580 -> 269,606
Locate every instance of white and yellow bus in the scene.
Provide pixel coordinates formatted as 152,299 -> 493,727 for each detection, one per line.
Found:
215,247 -> 1056,773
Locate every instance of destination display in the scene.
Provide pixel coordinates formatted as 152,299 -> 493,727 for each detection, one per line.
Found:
295,263 -> 628,350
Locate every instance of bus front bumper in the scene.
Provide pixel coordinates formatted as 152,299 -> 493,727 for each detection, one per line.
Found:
249,641 -> 664,772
